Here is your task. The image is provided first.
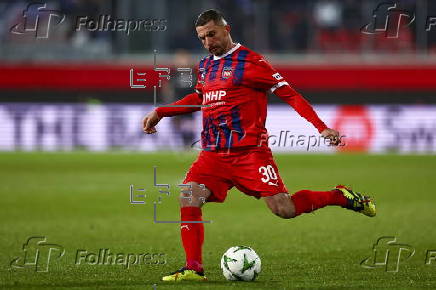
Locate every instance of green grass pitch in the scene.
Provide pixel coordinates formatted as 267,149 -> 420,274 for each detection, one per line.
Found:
1,152 -> 436,289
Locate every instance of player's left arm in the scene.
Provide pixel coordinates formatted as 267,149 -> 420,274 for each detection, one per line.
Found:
274,85 -> 340,145
246,58 -> 340,145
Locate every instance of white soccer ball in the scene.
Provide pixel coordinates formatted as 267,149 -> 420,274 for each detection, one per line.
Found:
220,246 -> 261,281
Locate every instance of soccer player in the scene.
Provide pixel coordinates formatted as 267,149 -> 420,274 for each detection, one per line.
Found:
142,9 -> 376,282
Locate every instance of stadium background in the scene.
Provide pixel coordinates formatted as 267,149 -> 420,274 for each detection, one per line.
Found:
1,0 -> 436,289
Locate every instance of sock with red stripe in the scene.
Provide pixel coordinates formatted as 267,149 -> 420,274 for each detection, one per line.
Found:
180,207 -> 204,273
290,189 -> 347,216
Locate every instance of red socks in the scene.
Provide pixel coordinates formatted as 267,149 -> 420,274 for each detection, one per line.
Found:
179,191 -> 345,272
291,189 -> 348,216
180,207 -> 204,272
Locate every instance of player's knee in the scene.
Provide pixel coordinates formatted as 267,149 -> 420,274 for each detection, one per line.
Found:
179,190 -> 201,207
265,194 -> 295,219
275,208 -> 294,219
270,204 -> 295,219
179,182 -> 209,208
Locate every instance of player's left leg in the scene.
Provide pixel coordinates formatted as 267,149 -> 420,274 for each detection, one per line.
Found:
263,189 -> 348,219
231,147 -> 376,219
263,192 -> 295,218
264,186 -> 376,219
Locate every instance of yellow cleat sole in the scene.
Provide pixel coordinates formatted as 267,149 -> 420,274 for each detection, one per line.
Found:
162,270 -> 207,282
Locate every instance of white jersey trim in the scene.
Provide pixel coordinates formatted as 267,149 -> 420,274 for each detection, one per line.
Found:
269,81 -> 289,93
213,43 -> 241,60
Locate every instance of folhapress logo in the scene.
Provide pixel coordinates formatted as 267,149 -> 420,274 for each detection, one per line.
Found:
361,236 -> 415,272
10,236 -> 65,272
10,2 -> 65,39
75,249 -> 166,269
361,2 -> 415,38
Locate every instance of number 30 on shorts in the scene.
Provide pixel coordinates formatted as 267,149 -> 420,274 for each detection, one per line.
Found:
258,165 -> 278,183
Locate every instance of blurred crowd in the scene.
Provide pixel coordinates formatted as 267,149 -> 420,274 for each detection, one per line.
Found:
215,0 -> 430,53
0,0 -> 435,56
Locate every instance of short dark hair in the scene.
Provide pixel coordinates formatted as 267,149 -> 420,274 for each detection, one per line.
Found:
195,9 -> 227,27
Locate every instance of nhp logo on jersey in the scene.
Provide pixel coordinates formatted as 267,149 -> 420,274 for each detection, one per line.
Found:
204,90 -> 226,102
10,236 -> 65,272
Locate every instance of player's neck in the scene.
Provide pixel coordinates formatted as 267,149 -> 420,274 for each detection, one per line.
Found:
214,41 -> 237,59
223,42 -> 236,55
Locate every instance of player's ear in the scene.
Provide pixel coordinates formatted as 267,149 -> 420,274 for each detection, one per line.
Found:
225,25 -> 231,33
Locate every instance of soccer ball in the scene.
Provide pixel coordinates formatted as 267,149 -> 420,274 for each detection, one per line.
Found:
220,246 -> 261,281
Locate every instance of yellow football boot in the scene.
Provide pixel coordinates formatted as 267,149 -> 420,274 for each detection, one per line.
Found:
335,185 -> 376,217
162,267 -> 207,282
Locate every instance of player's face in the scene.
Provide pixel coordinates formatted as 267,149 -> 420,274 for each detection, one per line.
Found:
196,20 -> 230,56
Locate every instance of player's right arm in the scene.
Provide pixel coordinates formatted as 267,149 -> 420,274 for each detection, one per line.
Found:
142,91 -> 202,134
143,58 -> 206,134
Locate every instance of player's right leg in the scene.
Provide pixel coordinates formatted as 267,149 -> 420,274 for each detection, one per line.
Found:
162,181 -> 211,282
162,149 -> 233,282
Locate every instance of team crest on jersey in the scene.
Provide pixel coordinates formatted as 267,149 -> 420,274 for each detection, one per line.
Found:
221,66 -> 233,79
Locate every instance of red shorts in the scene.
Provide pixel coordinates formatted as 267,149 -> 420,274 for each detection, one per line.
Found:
183,146 -> 288,202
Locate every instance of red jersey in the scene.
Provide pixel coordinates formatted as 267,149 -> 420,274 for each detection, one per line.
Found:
156,43 -> 327,151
